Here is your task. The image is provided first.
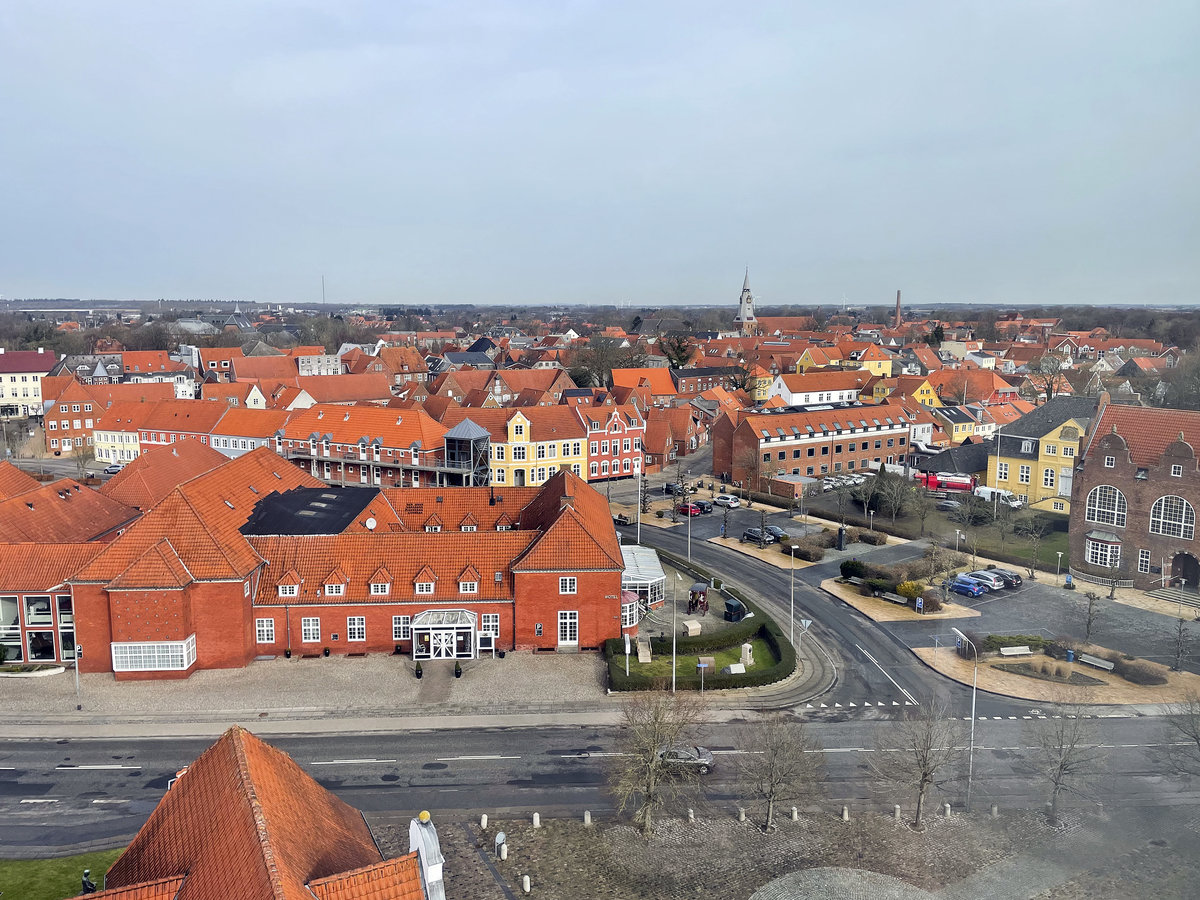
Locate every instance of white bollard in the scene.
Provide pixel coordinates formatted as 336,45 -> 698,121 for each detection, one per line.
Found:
943,803 -> 951,818
522,874 -> 531,894
532,812 -> 541,828
791,806 -> 799,822
894,804 -> 902,823
480,813 -> 488,830
687,808 -> 695,823
500,844 -> 508,861
841,805 -> 850,822
990,804 -> 999,819
737,807 -> 746,822
583,810 -> 592,826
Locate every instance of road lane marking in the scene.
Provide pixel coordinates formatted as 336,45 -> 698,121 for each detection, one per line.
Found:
91,799 -> 129,804
55,765 -> 141,770
311,759 -> 397,766
20,799 -> 58,804
435,755 -> 520,761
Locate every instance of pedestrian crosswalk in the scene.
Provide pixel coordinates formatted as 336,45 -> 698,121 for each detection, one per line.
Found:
803,699 -> 916,709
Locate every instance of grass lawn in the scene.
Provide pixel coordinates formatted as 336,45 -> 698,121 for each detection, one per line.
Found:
628,637 -> 775,678
0,849 -> 123,900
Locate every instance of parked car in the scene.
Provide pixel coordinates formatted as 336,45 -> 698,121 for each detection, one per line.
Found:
693,499 -> 713,514
936,499 -> 962,512
677,502 -> 703,517
656,745 -> 715,775
953,573 -> 992,593
965,570 -> 1007,591
714,494 -> 741,508
764,525 -> 789,541
663,482 -> 685,496
102,464 -> 124,475
991,568 -> 1024,588
741,527 -> 776,544
945,578 -> 986,597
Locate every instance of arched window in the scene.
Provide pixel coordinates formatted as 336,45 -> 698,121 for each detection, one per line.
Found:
1150,495 -> 1195,540
1085,485 -> 1127,527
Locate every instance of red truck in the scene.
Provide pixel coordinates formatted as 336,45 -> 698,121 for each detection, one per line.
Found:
913,471 -> 977,492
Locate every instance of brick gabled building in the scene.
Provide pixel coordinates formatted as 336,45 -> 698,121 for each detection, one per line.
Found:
68,455 -> 624,678
1070,399 -> 1200,591
89,726 -> 424,899
575,404 -> 645,482
41,379 -> 175,455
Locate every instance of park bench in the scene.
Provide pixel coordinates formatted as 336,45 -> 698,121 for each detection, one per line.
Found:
1078,652 -> 1116,672
846,576 -> 865,587
880,592 -> 909,605
999,645 -> 1033,657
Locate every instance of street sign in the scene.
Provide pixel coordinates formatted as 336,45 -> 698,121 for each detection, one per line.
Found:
624,633 -> 630,655
915,598 -> 924,612
800,619 -> 812,630
76,645 -> 82,659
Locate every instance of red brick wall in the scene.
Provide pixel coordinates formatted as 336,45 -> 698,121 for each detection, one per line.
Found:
109,588 -> 190,643
71,583 -> 114,674
188,582 -> 257,670
512,571 -> 622,651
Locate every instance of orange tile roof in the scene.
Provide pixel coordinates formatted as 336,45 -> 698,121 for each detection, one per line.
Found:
233,356 -> 299,381
1085,403 -> 1200,467
100,441 -> 229,510
208,408 -> 291,438
123,350 -> 189,374
776,370 -> 871,393
107,540 -> 193,590
372,487 -> 541,532
0,461 -> 40,500
82,876 -> 187,899
295,373 -> 392,403
249,532 -> 534,604
0,479 -> 139,543
101,727 -> 413,900
139,399 -> 231,434
307,855 -> 423,900
513,469 -> 623,572
611,367 -> 677,396
282,404 -> 446,449
0,542 -> 103,591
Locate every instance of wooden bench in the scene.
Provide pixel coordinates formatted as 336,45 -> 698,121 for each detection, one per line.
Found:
880,592 -> 909,605
1079,652 -> 1115,671
999,645 -> 1033,657
846,576 -> 865,587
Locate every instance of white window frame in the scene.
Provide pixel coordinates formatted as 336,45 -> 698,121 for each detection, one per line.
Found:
1150,495 -> 1196,540
1086,539 -> 1120,569
997,462 -> 1009,481
255,618 -> 275,643
301,617 -> 320,643
111,635 -> 197,672
370,582 -> 390,596
459,580 -> 478,594
559,576 -> 577,595
1018,465 -> 1030,484
347,616 -> 366,642
1042,467 -> 1055,489
1085,485 -> 1127,528
325,583 -> 345,597
481,614 -> 500,637
1138,549 -> 1151,574
1104,456 -> 1115,468
393,615 -> 411,640
1172,464 -> 1184,477
415,581 -> 435,594
278,584 -> 298,598
557,610 -> 579,646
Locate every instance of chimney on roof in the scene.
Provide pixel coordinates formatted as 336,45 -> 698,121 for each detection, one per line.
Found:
560,494 -> 575,511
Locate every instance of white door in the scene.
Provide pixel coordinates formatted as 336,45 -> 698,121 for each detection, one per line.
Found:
431,630 -> 455,659
557,611 -> 578,648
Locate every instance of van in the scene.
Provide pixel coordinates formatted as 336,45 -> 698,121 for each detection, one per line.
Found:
973,486 -> 1023,508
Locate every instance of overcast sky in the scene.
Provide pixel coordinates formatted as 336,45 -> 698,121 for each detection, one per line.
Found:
2,1 -> 1197,308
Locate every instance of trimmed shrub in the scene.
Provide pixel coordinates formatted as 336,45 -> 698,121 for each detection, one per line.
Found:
983,634 -> 1049,652
864,577 -> 895,595
840,558 -> 867,579
1106,655 -> 1168,686
809,529 -> 838,549
857,530 -> 888,546
790,541 -> 825,563
920,593 -> 943,613
896,580 -> 924,601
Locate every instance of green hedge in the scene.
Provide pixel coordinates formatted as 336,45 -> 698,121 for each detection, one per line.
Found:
982,634 -> 1049,652
606,548 -> 797,691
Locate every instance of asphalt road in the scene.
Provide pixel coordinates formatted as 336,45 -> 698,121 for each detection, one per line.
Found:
1,717 -> 1187,854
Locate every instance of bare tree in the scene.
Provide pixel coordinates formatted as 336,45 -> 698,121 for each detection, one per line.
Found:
738,714 -> 824,831
1025,355 -> 1064,405
71,441 -> 95,480
949,493 -> 990,527
1025,702 -> 1103,826
911,489 -> 936,535
1082,591 -> 1101,641
876,475 -> 911,526
832,483 -> 856,527
869,697 -> 965,829
610,693 -> 707,835
1161,692 -> 1200,776
1015,513 -> 1051,577
1171,615 -> 1192,672
658,334 -> 695,369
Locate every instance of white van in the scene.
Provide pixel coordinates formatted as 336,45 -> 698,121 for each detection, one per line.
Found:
974,486 -> 1023,508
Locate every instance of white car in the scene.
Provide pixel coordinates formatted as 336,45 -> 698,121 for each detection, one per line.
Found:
102,464 -> 124,475
713,494 -> 741,508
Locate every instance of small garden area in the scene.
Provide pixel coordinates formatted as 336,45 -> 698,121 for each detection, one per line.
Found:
775,525 -> 887,562
0,849 -> 122,900
957,632 -> 1170,687
620,636 -> 775,679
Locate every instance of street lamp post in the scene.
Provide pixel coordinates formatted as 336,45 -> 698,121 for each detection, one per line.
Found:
789,546 -> 798,645
952,627 -> 979,810
955,529 -> 963,553
868,510 -> 875,533
1056,551 -> 1063,585
671,573 -> 682,693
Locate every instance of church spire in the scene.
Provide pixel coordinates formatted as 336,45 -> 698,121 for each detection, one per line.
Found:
733,269 -> 757,336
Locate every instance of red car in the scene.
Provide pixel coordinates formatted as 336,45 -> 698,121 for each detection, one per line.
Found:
676,502 -> 703,517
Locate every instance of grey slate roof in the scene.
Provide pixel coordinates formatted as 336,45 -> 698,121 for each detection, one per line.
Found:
918,440 -> 993,475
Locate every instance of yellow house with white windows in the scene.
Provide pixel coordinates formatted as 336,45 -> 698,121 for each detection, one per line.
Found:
440,407 -> 586,488
984,398 -> 1096,514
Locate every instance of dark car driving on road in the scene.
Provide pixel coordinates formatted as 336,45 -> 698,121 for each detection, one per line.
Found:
656,745 -> 715,775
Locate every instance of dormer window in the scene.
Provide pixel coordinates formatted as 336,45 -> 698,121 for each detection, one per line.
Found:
1021,440 -> 1034,454
1135,468 -> 1149,481
1172,464 -> 1184,477
459,580 -> 478,594
514,423 -> 525,437
325,583 -> 345,596
425,524 -> 442,533
278,584 -> 298,597
415,581 -> 434,594
370,582 -> 390,596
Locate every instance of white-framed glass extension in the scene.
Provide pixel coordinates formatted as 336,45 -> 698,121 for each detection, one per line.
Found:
621,545 -> 666,612
112,634 -> 197,673
411,608 -> 478,660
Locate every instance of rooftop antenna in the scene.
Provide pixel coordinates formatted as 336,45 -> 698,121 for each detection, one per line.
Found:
321,275 -> 326,307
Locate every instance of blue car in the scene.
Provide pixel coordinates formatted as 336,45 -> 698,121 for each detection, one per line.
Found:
946,578 -> 986,597
954,573 -> 993,593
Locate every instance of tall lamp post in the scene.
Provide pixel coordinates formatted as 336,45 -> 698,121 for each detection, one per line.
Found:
952,627 -> 979,811
671,573 -> 682,693
1056,551 -> 1063,585
955,529 -> 964,553
789,546 -> 798,645
868,509 -> 875,533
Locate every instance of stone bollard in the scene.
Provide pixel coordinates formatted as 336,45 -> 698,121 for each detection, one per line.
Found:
480,814 -> 488,830
943,803 -> 951,818
687,808 -> 695,823
583,810 -> 592,827
894,805 -> 902,823
737,807 -> 746,823
841,805 -> 850,822
791,806 -> 799,822
500,844 -> 508,861
990,804 -> 999,819
522,874 -> 531,894
532,812 -> 541,829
